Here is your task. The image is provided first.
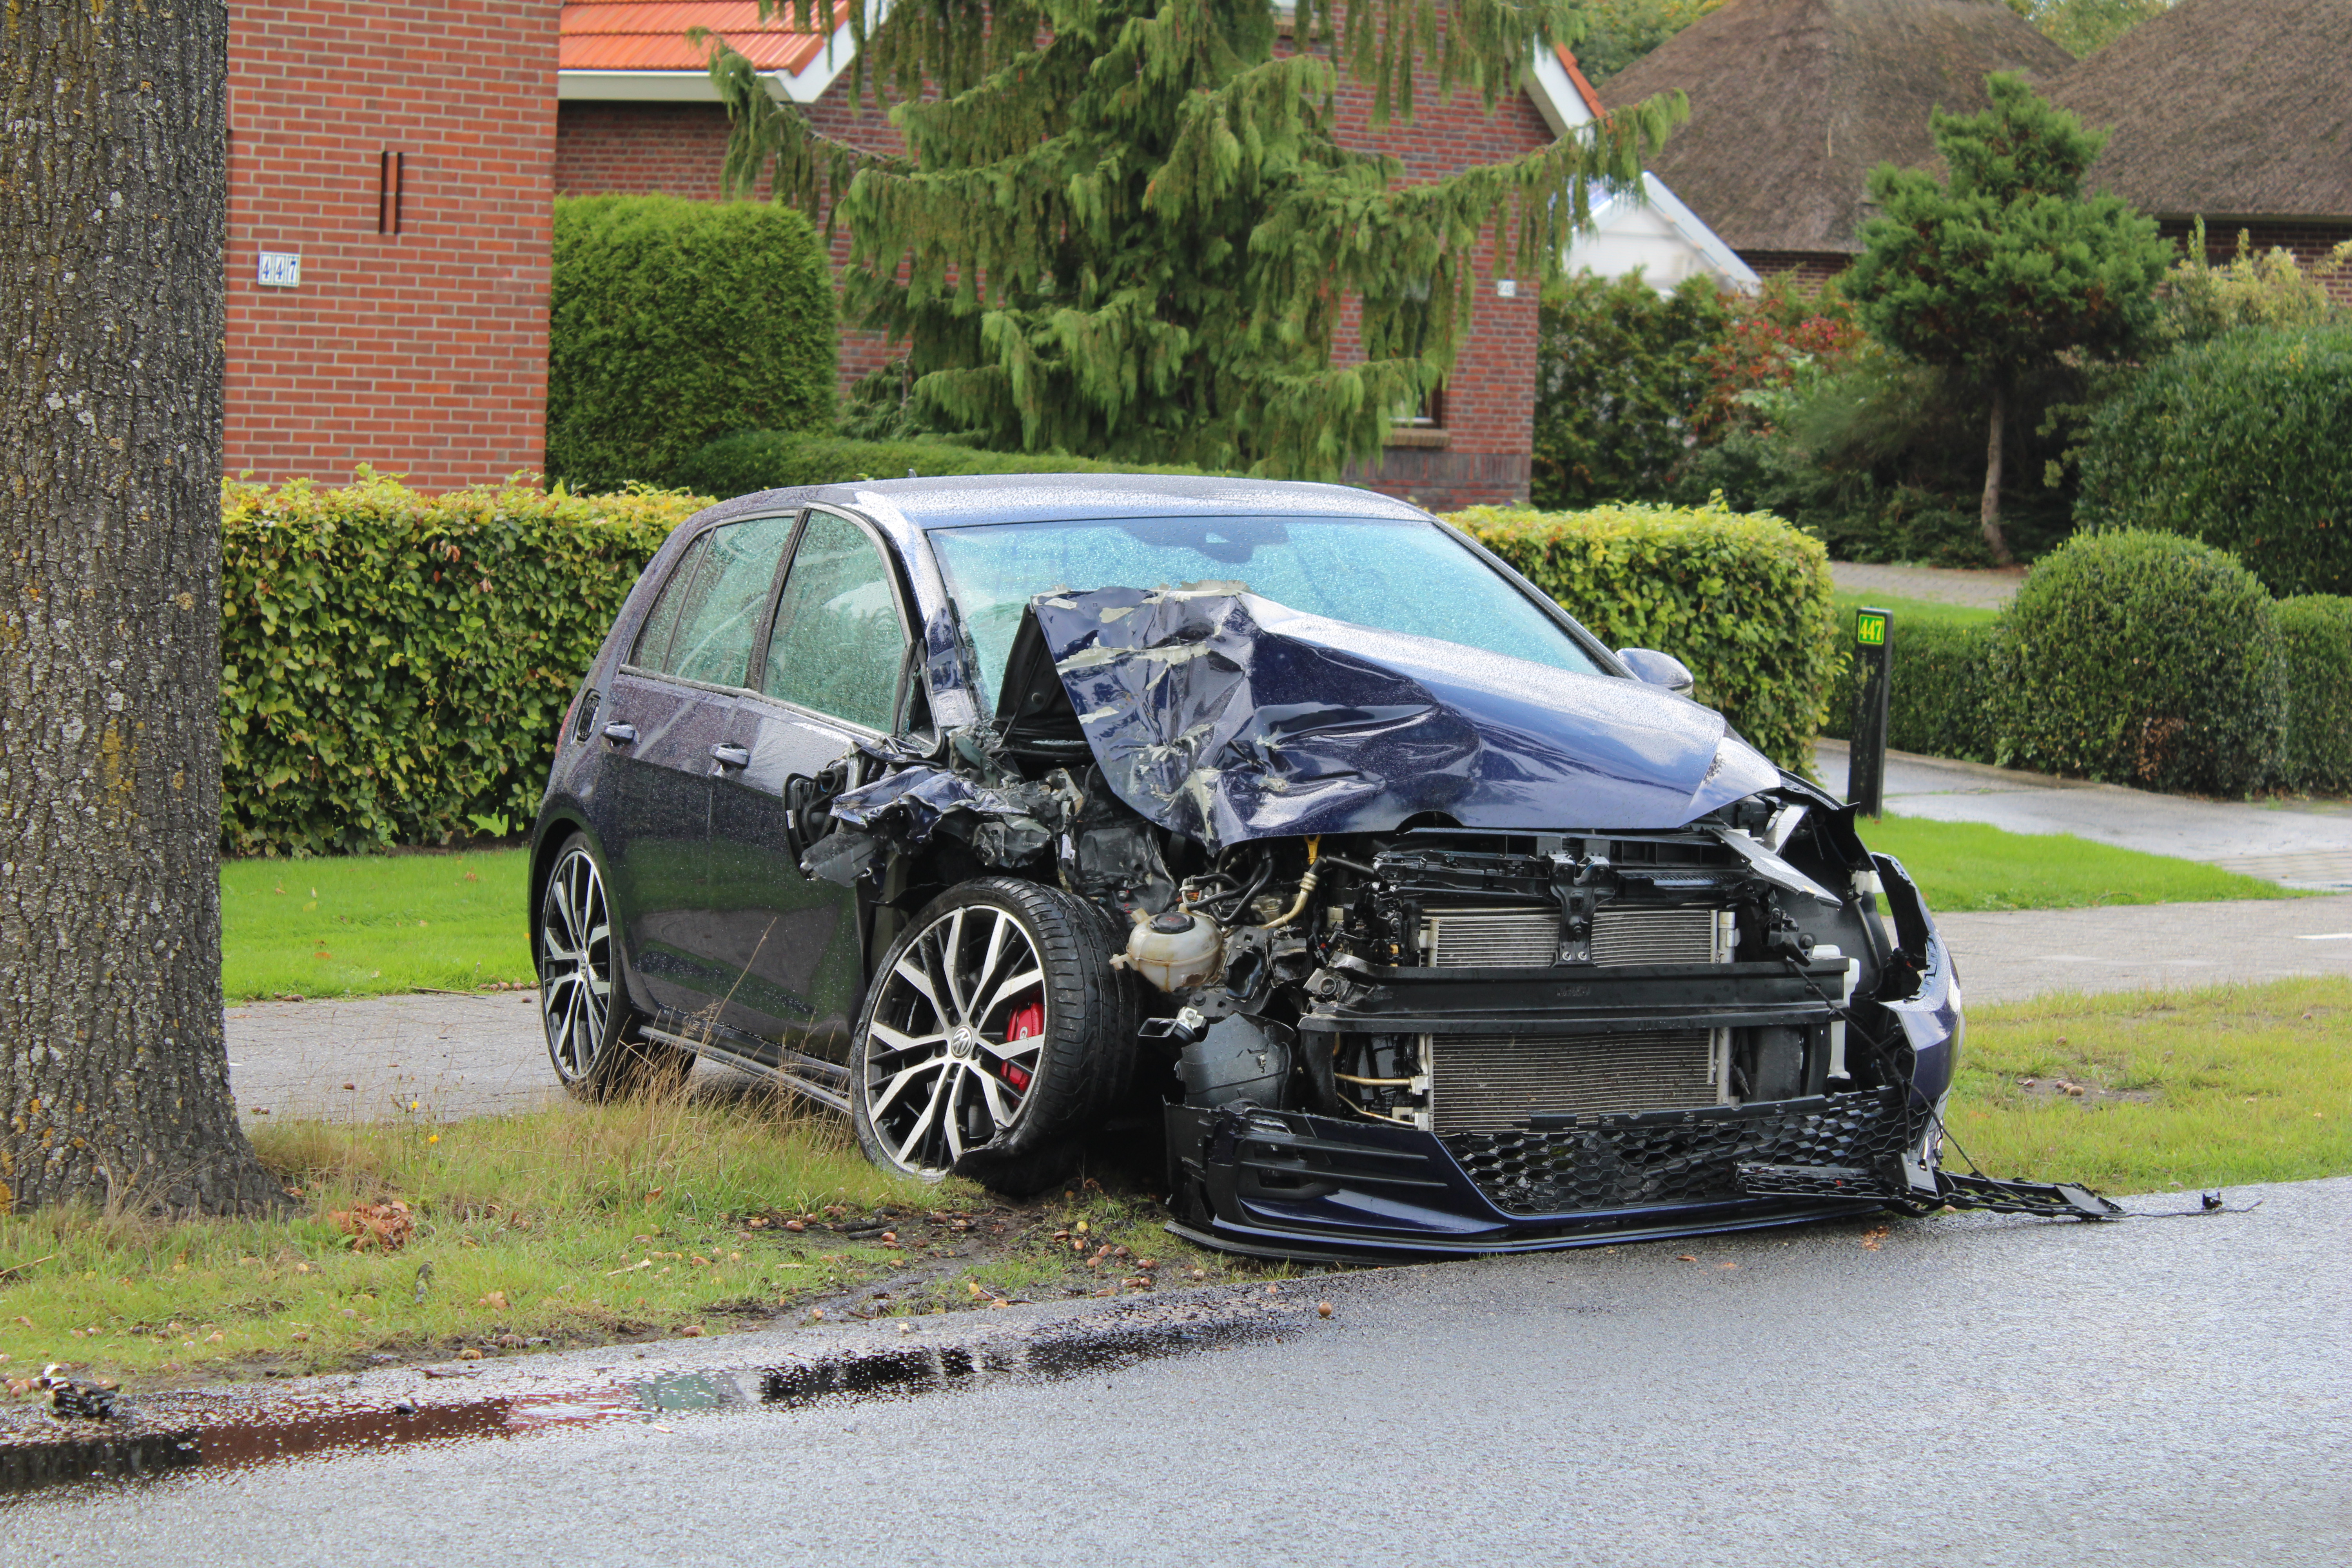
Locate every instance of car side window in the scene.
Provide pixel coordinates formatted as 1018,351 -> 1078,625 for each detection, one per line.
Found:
664,514 -> 796,689
762,511 -> 908,731
630,534 -> 708,671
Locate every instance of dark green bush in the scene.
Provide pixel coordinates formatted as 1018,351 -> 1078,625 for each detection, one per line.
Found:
1820,613 -> 2000,762
1531,272 -> 1728,508
2278,594 -> 2352,793
671,430 -> 1211,497
548,196 -> 836,492
1447,500 -> 1840,773
1989,530 -> 2285,795
222,474 -> 706,855
2076,326 -> 2352,596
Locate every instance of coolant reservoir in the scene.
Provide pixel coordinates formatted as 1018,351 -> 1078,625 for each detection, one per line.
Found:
1122,909 -> 1223,993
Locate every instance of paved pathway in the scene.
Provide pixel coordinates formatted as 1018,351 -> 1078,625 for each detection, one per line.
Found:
1817,738 -> 2352,890
1940,895 -> 2352,1005
222,736 -> 2352,1122
222,991 -> 759,1126
1830,559 -> 2025,608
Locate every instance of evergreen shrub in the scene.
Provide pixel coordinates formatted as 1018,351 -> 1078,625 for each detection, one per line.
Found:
671,430 -> 1211,497
1820,615 -> 2000,762
2076,326 -> 2352,595
1532,272 -> 1727,508
221,474 -> 706,856
1990,530 -> 2285,795
1448,500 -> 1840,773
2278,595 -> 2352,793
548,196 -> 836,492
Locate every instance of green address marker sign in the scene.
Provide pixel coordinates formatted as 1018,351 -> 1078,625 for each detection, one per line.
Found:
1855,612 -> 1887,646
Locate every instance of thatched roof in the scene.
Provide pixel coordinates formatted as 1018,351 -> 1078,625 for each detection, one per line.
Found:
2048,0 -> 2352,223
1595,0 -> 2072,255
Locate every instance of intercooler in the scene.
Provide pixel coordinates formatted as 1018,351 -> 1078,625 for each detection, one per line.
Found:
1426,1030 -> 1724,1134
1417,905 -> 1727,968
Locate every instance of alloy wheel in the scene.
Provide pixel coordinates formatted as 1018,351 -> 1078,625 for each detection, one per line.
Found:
862,904 -> 1050,1173
539,846 -> 614,1084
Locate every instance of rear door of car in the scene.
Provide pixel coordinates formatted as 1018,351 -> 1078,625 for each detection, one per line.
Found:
599,513 -> 797,1016
708,506 -> 916,1063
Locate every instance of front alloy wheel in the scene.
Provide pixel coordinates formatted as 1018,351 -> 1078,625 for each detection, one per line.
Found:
851,878 -> 1135,1188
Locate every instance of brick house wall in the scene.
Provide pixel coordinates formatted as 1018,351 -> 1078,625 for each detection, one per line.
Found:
227,2 -> 557,490
555,54 -> 1557,508
1734,250 -> 1851,290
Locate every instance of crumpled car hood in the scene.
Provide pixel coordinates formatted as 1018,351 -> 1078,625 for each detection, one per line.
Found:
1026,585 -> 1780,850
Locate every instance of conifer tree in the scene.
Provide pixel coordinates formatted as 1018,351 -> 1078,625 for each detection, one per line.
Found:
702,0 -> 1685,477
1844,73 -> 2169,564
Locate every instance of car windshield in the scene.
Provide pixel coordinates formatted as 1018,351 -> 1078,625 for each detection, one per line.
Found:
926,513 -> 1603,707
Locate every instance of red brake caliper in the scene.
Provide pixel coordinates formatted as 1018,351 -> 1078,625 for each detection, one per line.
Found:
1001,1001 -> 1043,1092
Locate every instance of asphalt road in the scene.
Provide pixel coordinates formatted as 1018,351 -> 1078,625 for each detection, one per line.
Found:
15,1177 -> 2347,1567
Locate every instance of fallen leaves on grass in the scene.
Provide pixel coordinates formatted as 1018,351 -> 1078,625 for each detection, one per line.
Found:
329,1200 -> 414,1252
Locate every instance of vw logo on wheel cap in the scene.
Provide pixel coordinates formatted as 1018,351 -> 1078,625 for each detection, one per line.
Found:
948,1025 -> 979,1059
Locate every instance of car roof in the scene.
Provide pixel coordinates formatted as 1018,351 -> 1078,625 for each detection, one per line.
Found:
689,473 -> 1437,535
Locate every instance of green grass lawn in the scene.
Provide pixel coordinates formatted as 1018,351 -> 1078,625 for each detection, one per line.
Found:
1863,815 -> 2303,913
1949,976 -> 2352,1193
1830,588 -> 2001,630
221,849 -> 533,1001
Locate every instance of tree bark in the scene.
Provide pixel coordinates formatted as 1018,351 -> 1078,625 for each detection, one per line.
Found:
1979,381 -> 2014,566
0,3 -> 281,1213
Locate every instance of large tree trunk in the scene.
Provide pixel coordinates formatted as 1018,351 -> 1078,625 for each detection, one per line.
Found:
0,3 -> 281,1213
1979,382 -> 2014,566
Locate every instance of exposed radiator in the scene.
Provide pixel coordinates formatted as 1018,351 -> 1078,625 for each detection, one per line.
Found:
1426,1030 -> 1722,1134
1591,906 -> 1722,967
1419,907 -> 1557,968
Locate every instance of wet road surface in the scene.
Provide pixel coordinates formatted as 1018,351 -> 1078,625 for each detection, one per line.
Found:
12,1177 -> 2346,1566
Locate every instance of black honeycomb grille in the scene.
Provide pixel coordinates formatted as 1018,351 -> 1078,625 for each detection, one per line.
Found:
1440,1088 -> 1922,1216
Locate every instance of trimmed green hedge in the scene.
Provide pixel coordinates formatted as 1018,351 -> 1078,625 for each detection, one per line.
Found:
2279,595 -> 2352,794
671,429 -> 1213,497
1820,614 -> 2000,763
222,474 -> 706,856
1989,531 -> 2286,795
548,196 -> 837,492
2076,325 -> 2352,596
1447,501 -> 1840,773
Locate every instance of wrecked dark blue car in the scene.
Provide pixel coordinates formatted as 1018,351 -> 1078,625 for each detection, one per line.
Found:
532,476 -> 1995,1261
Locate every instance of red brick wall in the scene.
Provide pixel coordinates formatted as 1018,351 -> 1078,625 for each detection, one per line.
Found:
227,2 -> 557,491
1737,251 -> 1853,289
2158,218 -> 2352,305
552,60 -> 1556,506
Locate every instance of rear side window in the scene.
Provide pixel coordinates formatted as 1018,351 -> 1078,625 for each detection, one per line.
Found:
663,514 -> 797,688
762,511 -> 908,731
630,535 -> 708,671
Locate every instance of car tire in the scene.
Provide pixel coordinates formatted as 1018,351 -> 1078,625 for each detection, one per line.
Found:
536,831 -> 693,1102
851,877 -> 1138,1192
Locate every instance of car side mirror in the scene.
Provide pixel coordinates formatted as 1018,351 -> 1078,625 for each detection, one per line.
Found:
1617,647 -> 1695,695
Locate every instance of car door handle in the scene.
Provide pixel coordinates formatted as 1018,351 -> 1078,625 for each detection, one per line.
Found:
601,722 -> 638,746
710,743 -> 751,769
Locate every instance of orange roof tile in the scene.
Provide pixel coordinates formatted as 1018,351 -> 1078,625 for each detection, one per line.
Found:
560,2 -> 849,74
1554,46 -> 1605,121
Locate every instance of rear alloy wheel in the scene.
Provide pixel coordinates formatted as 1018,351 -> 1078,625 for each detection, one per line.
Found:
851,878 -> 1135,1189
537,833 -> 690,1100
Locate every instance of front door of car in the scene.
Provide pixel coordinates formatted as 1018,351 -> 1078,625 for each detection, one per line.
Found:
600,514 -> 796,1018
708,507 -> 915,1061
